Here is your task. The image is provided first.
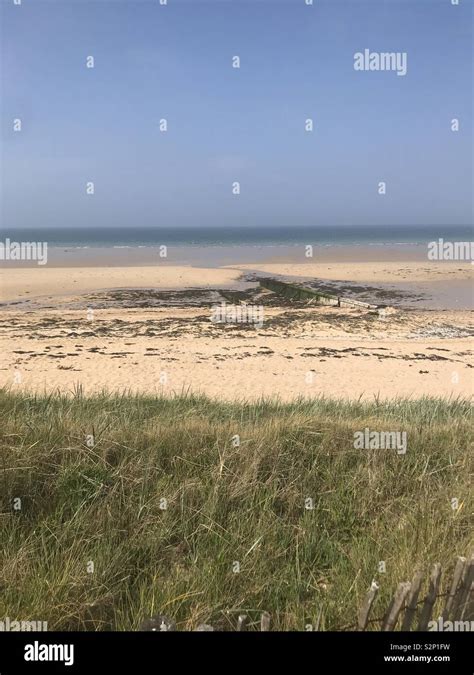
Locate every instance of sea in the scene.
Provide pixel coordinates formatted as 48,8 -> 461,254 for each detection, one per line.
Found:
1,224 -> 473,273
2,225 -> 472,249
1,224 -> 472,309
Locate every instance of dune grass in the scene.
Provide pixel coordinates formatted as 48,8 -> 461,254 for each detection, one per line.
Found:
0,389 -> 471,630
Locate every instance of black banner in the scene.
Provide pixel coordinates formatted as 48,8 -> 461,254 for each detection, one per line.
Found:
0,631 -> 471,674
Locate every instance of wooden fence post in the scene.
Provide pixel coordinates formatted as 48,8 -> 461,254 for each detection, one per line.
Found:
260,612 -> 271,631
358,580 -> 379,631
453,555 -> 473,621
418,563 -> 442,630
237,614 -> 248,631
442,556 -> 466,621
401,570 -> 424,631
382,582 -> 411,631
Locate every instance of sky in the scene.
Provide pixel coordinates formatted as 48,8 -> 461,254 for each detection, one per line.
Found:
1,0 -> 472,230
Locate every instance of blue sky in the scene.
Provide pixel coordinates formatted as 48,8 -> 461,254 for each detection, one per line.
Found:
1,0 -> 472,229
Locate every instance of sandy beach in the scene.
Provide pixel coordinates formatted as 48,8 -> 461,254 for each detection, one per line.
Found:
1,0 -> 473,645
1,256 -> 472,401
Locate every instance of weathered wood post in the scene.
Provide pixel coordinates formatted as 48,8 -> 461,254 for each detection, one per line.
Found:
260,612 -> 271,631
401,570 -> 424,631
453,555 -> 473,621
237,614 -> 248,631
382,582 -> 411,631
418,563 -> 442,630
442,556 -> 466,620
358,580 -> 379,631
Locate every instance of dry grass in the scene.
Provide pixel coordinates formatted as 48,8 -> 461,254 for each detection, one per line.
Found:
0,389 -> 471,630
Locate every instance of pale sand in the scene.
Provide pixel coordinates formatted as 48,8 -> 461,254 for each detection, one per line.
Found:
0,262 -> 472,401
0,266 -> 242,303
1,306 -> 472,401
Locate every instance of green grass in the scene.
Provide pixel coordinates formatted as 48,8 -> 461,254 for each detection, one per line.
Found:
0,389 -> 471,631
